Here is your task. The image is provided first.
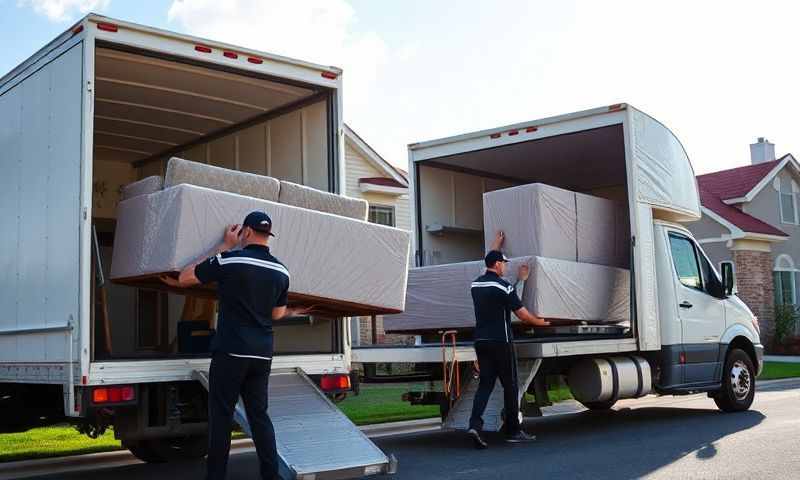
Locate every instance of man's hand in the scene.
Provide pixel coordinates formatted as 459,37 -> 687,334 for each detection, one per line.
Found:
223,224 -> 242,250
517,264 -> 530,282
490,230 -> 505,251
160,274 -> 181,288
287,305 -> 317,317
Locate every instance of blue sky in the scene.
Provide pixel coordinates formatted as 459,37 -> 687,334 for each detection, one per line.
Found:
3,0 -> 800,174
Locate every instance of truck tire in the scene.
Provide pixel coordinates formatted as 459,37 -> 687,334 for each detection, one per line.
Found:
714,348 -> 756,412
126,435 -> 208,463
579,399 -> 617,411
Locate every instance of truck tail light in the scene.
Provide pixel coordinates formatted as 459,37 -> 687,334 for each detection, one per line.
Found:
92,385 -> 135,404
320,374 -> 351,391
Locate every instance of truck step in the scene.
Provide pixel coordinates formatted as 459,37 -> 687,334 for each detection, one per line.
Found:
193,368 -> 392,479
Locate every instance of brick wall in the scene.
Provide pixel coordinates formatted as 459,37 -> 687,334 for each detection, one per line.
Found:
732,249 -> 775,346
357,316 -> 415,345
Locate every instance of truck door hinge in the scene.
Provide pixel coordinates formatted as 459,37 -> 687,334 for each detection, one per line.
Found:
632,236 -> 636,247
82,206 -> 88,220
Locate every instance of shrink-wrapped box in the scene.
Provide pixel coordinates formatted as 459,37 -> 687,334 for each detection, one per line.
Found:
110,184 -> 410,316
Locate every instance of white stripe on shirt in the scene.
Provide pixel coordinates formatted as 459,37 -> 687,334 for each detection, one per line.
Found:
229,353 -> 272,361
217,256 -> 290,278
471,281 -> 513,294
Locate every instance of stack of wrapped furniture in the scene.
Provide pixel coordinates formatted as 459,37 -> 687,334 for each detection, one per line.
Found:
110,158 -> 410,317
385,183 -> 631,333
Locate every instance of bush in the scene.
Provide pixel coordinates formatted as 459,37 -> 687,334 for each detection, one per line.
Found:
773,303 -> 799,345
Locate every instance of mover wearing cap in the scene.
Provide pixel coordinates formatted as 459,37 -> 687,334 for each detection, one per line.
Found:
162,211 -> 312,480
467,231 -> 550,449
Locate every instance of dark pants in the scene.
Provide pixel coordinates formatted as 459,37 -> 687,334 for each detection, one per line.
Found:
468,341 -> 520,436
207,353 -> 278,480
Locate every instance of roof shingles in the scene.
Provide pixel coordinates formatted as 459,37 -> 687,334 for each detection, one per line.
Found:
696,158 -> 788,237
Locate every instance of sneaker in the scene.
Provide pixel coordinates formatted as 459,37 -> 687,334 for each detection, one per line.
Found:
505,431 -> 536,443
467,428 -> 488,449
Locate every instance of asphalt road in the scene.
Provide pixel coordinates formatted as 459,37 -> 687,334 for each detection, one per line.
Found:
22,379 -> 800,480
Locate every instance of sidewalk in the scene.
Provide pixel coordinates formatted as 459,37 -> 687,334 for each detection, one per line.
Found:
764,355 -> 800,363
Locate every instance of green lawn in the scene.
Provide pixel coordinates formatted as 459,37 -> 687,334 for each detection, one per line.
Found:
2,364 -> 797,463
0,425 -> 120,463
759,361 -> 800,380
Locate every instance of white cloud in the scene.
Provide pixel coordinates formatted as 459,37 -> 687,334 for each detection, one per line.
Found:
167,0 -> 388,116
19,0 -> 109,22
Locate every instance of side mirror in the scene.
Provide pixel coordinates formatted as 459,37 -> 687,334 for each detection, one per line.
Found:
721,263 -> 735,296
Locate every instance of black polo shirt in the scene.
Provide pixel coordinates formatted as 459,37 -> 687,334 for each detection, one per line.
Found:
471,271 -> 523,343
195,244 -> 289,359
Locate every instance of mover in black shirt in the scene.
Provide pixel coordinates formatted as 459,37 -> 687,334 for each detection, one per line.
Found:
468,231 -> 550,449
162,211 -> 311,480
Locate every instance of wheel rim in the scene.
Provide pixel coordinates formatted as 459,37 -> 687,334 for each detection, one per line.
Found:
730,360 -> 751,400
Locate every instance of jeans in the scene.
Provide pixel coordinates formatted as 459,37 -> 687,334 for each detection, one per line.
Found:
468,341 -> 520,436
206,353 -> 278,480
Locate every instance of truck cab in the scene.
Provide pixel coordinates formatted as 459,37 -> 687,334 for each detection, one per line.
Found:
654,220 -> 763,407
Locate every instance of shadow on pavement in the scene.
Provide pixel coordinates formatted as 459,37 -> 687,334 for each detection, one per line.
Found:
375,406 -> 765,480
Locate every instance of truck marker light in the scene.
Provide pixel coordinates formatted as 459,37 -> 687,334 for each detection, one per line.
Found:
679,352 -> 686,364
321,71 -> 338,79
490,133 -> 501,139
195,45 -> 212,53
525,127 -> 538,133
97,23 -> 118,33
72,25 -> 84,35
81,375 -> 87,385
508,130 -> 519,136
609,103 -> 624,111
247,57 -> 264,64
223,51 -> 238,59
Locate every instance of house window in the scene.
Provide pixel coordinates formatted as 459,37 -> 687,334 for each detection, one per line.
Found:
369,205 -> 395,227
779,182 -> 797,224
774,271 -> 796,305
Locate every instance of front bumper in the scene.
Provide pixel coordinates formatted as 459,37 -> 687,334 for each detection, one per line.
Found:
755,344 -> 765,376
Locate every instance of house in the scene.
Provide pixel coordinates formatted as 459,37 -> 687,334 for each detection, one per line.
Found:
687,137 -> 800,351
343,125 -> 413,345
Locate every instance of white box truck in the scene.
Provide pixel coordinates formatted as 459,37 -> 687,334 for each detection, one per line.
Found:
0,15 -> 394,478
354,104 -> 765,428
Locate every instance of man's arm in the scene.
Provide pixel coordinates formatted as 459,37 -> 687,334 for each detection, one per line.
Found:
513,307 -> 550,327
272,305 -> 315,320
161,224 -> 241,288
488,230 -> 505,252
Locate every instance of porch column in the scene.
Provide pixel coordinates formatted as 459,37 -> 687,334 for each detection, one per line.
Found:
731,239 -> 775,347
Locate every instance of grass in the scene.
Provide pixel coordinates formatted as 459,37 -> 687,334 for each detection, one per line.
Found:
758,361 -> 800,380
3,363 -> 796,463
0,425 -> 120,463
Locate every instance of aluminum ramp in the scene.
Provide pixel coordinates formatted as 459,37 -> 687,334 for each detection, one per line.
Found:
443,359 -> 541,431
193,368 -> 395,479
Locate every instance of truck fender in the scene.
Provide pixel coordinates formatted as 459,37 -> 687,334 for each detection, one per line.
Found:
719,324 -> 757,346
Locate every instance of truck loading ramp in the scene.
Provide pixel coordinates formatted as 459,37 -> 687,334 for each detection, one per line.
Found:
193,368 -> 396,479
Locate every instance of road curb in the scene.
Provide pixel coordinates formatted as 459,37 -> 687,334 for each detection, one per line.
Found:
0,417 -> 443,480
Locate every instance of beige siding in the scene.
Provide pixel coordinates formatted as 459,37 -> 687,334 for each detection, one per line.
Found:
344,143 -> 411,232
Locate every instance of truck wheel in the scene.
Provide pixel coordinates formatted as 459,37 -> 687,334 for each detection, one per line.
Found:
579,399 -> 617,411
126,435 -> 208,463
714,348 -> 756,412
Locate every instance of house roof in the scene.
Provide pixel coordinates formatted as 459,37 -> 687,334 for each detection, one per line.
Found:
695,157 -> 784,201
697,184 -> 787,237
344,124 -> 408,186
359,177 -> 406,188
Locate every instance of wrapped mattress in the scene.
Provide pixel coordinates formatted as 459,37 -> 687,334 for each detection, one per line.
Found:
121,175 -> 163,200
164,157 -> 281,202
279,180 -> 368,221
384,256 -> 629,333
110,184 -> 410,316
482,183 -> 629,267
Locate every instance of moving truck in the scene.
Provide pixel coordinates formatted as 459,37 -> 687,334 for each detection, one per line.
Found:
354,104 -> 765,427
0,15 -> 395,478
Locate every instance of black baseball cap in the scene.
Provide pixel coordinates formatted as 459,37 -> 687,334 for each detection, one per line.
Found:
243,211 -> 275,237
485,250 -> 509,267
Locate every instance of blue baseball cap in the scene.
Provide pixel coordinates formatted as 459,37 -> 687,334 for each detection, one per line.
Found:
243,211 -> 275,237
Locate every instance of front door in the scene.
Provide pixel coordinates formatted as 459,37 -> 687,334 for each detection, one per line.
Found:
667,231 -> 726,384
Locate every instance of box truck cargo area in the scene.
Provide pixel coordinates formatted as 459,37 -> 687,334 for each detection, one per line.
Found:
89,44 -> 339,360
